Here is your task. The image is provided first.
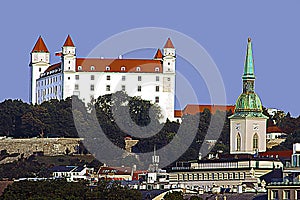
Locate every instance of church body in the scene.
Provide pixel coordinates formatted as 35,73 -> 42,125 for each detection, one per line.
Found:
229,38 -> 268,155
29,36 -> 176,121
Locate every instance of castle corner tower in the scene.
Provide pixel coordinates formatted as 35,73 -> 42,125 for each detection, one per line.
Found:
29,36 -> 50,104
229,38 -> 268,155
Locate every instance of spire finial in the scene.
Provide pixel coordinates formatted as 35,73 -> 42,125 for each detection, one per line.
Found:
242,37 -> 255,80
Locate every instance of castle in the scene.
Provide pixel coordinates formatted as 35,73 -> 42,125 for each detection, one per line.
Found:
29,36 -> 176,121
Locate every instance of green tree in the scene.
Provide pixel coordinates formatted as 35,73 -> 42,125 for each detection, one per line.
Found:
163,191 -> 184,200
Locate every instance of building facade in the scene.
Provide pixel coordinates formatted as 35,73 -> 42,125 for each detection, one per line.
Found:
229,38 -> 268,155
29,36 -> 176,121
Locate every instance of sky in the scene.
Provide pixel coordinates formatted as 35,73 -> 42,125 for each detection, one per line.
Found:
0,1 -> 299,116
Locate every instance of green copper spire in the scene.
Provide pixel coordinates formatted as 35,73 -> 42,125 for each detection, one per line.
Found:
229,38 -> 268,119
242,37 -> 255,80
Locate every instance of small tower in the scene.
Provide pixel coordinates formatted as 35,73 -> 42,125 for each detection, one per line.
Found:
162,38 -> 176,74
229,38 -> 268,155
153,49 -> 163,61
62,35 -> 76,72
29,36 -> 50,104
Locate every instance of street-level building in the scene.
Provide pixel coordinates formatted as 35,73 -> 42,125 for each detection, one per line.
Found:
168,157 -> 283,192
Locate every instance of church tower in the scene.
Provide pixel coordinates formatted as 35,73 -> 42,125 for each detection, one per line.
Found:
29,36 -> 50,104
229,38 -> 268,155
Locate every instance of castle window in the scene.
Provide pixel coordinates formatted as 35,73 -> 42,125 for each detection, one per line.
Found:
156,76 -> 159,81
75,75 -> 79,80
236,133 -> 241,151
168,62 -> 170,65
138,76 -> 142,81
136,66 -> 141,71
155,67 -> 159,72
253,133 -> 258,151
75,84 -> 79,90
78,66 -> 82,70
137,86 -> 141,92
91,75 -> 94,80
69,61 -> 71,64
155,86 -> 159,92
106,66 -> 110,71
90,84 -> 94,91
121,85 -> 125,91
167,77 -> 171,81
106,85 -> 110,91
121,66 -> 126,71
68,77 -> 70,80
39,67 -> 41,72
122,76 -> 126,81
155,96 -> 159,103
90,66 -> 95,71
107,75 -> 111,80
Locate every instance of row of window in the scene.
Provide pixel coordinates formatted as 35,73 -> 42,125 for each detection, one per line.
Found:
236,133 -> 259,151
75,75 -> 161,82
80,84 -> 161,93
38,76 -> 61,87
38,86 -> 61,97
176,172 -> 246,181
78,65 -> 160,72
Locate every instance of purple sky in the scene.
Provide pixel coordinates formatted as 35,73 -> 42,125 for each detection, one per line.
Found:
0,1 -> 299,116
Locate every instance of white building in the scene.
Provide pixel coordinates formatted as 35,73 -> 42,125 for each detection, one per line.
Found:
51,165 -> 94,182
29,35 -> 176,121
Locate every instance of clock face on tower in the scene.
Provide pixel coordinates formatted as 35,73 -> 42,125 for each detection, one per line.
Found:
253,124 -> 259,131
235,123 -> 241,131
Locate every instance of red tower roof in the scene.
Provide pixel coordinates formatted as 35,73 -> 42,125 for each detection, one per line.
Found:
154,49 -> 163,59
31,36 -> 49,53
63,35 -> 75,47
164,38 -> 174,48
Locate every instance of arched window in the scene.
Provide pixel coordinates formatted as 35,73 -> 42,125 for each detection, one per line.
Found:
106,66 -> 110,71
136,66 -> 141,71
121,66 -> 126,71
236,133 -> 241,151
253,133 -> 259,151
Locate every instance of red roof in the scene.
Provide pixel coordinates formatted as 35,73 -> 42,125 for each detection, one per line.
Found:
76,58 -> 162,73
164,38 -> 174,48
267,126 -> 284,133
63,35 -> 75,47
259,150 -> 292,159
154,49 -> 163,59
182,104 -> 235,115
174,110 -> 183,118
98,167 -> 132,175
44,63 -> 61,73
32,36 -> 49,53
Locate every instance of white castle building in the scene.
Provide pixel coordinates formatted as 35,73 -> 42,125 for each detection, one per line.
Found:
29,35 -> 176,121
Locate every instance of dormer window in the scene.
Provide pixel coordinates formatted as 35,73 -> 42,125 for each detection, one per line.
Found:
106,66 -> 110,71
91,66 -> 95,71
121,66 -> 126,71
155,67 -> 159,72
78,66 -> 82,70
136,66 -> 141,71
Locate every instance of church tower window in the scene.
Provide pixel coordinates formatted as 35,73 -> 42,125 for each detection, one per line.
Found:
253,133 -> 258,151
236,133 -> 241,151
